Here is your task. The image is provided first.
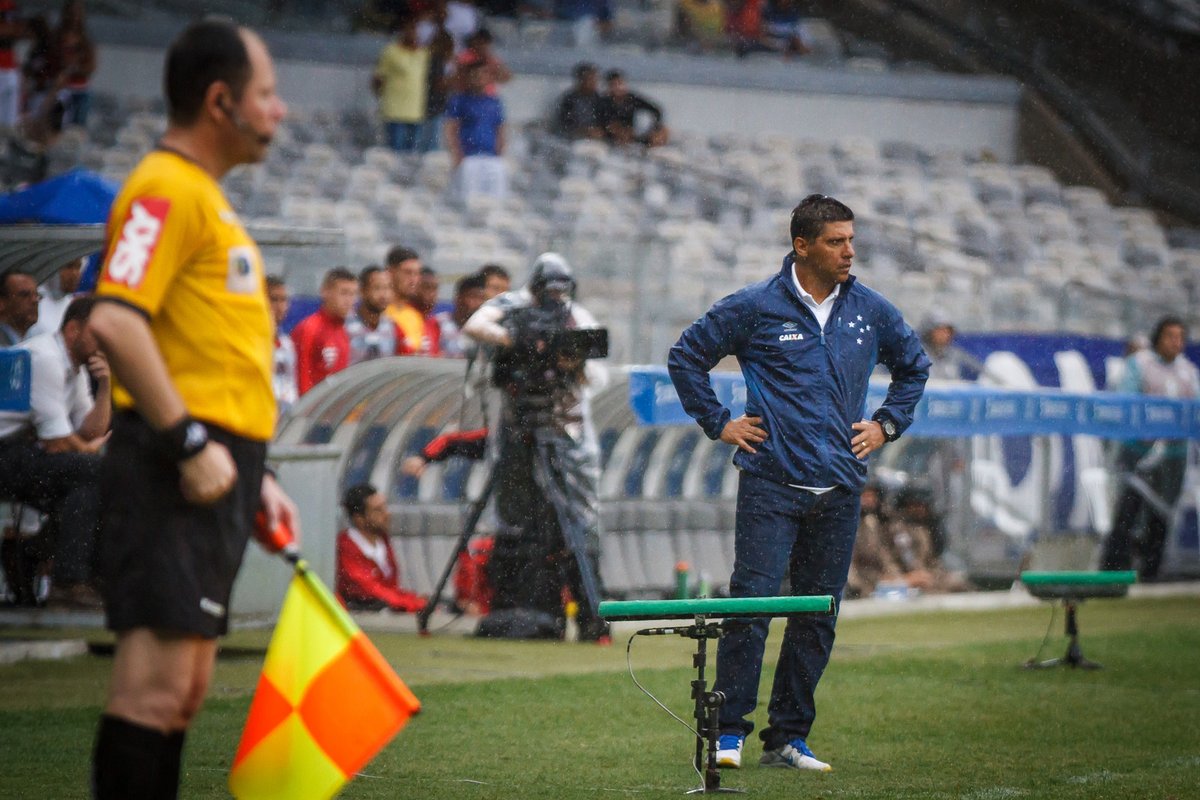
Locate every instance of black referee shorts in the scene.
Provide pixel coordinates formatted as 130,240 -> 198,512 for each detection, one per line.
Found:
96,411 -> 266,638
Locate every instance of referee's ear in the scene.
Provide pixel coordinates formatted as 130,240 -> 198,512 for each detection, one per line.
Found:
792,236 -> 809,259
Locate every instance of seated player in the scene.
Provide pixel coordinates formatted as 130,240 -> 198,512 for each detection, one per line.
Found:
335,483 -> 425,613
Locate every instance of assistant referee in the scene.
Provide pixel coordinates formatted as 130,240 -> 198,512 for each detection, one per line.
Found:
87,20 -> 296,799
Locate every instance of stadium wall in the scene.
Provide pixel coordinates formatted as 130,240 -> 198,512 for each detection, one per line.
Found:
89,37 -> 1021,159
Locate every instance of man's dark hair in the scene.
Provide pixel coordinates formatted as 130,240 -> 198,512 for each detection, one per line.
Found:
468,27 -> 493,45
478,263 -> 509,282
420,265 -> 437,278
265,274 -> 286,290
342,483 -> 378,518
386,245 -> 420,267
605,69 -> 623,82
164,18 -> 252,126
456,272 -> 487,297
790,194 -> 855,243
60,296 -> 97,331
1151,315 -> 1186,349
0,268 -> 33,296
359,264 -> 385,289
573,61 -> 596,81
322,266 -> 356,288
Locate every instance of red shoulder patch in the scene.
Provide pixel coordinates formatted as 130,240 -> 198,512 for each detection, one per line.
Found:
102,197 -> 172,290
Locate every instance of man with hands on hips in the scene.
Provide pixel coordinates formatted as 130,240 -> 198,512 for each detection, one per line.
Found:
668,194 -> 929,774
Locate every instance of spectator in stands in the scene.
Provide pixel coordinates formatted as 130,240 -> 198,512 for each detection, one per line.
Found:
725,0 -> 769,58
1101,315 -> 1200,581
346,264 -> 401,364
20,13 -> 53,118
554,0 -> 611,47
0,0 -> 25,132
0,296 -> 108,607
0,268 -> 40,346
372,13 -> 430,153
674,0 -> 726,53
883,484 -> 967,594
386,245 -> 441,355
266,274 -> 298,415
416,1 -> 454,153
920,310 -> 986,381
444,61 -> 507,199
445,0 -> 481,52
598,69 -> 669,148
556,62 -> 604,141
436,271 -> 487,357
668,194 -> 929,772
336,483 -> 425,612
27,256 -> 81,337
762,0 -> 811,57
51,0 -> 95,127
479,262 -> 511,299
290,266 -> 357,395
454,27 -> 511,96
846,482 -> 893,599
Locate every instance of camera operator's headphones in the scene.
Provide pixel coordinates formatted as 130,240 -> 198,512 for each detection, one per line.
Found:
528,252 -> 576,307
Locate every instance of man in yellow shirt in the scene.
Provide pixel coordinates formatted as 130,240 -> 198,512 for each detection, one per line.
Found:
372,15 -> 430,153
87,19 -> 298,798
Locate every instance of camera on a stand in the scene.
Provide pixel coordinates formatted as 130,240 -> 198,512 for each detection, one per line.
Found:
491,304 -> 608,416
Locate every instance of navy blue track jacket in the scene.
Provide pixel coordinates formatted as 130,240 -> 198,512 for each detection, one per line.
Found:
668,254 -> 930,491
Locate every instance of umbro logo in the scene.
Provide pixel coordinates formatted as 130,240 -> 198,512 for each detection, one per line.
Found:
782,322 -> 798,330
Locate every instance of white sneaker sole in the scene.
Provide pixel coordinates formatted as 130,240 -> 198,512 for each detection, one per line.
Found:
715,750 -> 742,769
759,747 -> 832,772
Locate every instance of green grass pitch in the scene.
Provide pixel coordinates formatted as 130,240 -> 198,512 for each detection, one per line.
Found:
1,596 -> 1198,799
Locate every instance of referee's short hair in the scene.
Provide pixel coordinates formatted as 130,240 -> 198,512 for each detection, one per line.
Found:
790,194 -> 854,244
343,483 -> 378,518
165,18 -> 252,126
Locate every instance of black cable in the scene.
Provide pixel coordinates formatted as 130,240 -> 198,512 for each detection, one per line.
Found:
625,631 -> 704,785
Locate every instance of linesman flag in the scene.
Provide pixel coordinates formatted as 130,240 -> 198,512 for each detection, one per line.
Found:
229,561 -> 421,799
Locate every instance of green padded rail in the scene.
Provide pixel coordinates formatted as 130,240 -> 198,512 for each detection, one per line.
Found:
598,596 -> 835,621
1020,571 -> 1137,586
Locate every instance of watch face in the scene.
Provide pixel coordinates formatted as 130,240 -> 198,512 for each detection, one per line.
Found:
882,420 -> 897,438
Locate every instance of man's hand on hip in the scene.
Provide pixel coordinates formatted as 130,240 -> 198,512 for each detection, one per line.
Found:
850,420 -> 885,460
721,415 -> 768,454
179,441 -> 237,505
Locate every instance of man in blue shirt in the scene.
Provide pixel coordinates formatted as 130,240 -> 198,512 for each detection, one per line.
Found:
444,61 -> 505,164
668,194 -> 929,773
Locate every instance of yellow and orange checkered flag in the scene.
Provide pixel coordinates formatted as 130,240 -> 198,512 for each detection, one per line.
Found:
229,561 -> 421,799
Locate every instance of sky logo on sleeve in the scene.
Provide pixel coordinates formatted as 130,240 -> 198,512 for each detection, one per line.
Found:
104,197 -> 170,289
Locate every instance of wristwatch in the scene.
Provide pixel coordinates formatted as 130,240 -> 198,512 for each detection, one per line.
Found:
873,413 -> 899,442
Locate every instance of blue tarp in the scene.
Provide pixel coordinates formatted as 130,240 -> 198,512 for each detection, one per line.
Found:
0,169 -> 117,225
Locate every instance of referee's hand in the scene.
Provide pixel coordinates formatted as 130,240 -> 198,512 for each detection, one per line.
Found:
720,415 -> 768,454
179,441 -> 237,505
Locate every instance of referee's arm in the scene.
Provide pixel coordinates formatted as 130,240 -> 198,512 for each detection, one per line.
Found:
90,300 -> 236,505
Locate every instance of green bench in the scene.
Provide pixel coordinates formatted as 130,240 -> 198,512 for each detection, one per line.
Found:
1020,570 -> 1137,670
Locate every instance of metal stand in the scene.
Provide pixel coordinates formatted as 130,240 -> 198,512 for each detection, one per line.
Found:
1025,600 -> 1103,670
639,616 -> 744,795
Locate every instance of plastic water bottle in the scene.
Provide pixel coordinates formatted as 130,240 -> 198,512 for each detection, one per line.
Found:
675,561 -> 690,599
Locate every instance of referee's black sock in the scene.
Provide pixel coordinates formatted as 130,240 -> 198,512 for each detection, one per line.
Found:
156,729 -> 187,799
92,713 -> 167,799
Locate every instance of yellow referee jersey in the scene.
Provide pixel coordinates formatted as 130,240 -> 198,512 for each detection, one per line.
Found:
96,149 -> 277,442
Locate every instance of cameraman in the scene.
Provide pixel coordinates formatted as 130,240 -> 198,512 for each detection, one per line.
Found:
462,252 -> 610,641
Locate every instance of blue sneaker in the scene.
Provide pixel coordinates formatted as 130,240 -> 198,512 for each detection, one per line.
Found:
759,738 -> 832,771
715,733 -> 745,769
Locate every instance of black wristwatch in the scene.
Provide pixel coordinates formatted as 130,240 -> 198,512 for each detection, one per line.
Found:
873,413 -> 899,443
